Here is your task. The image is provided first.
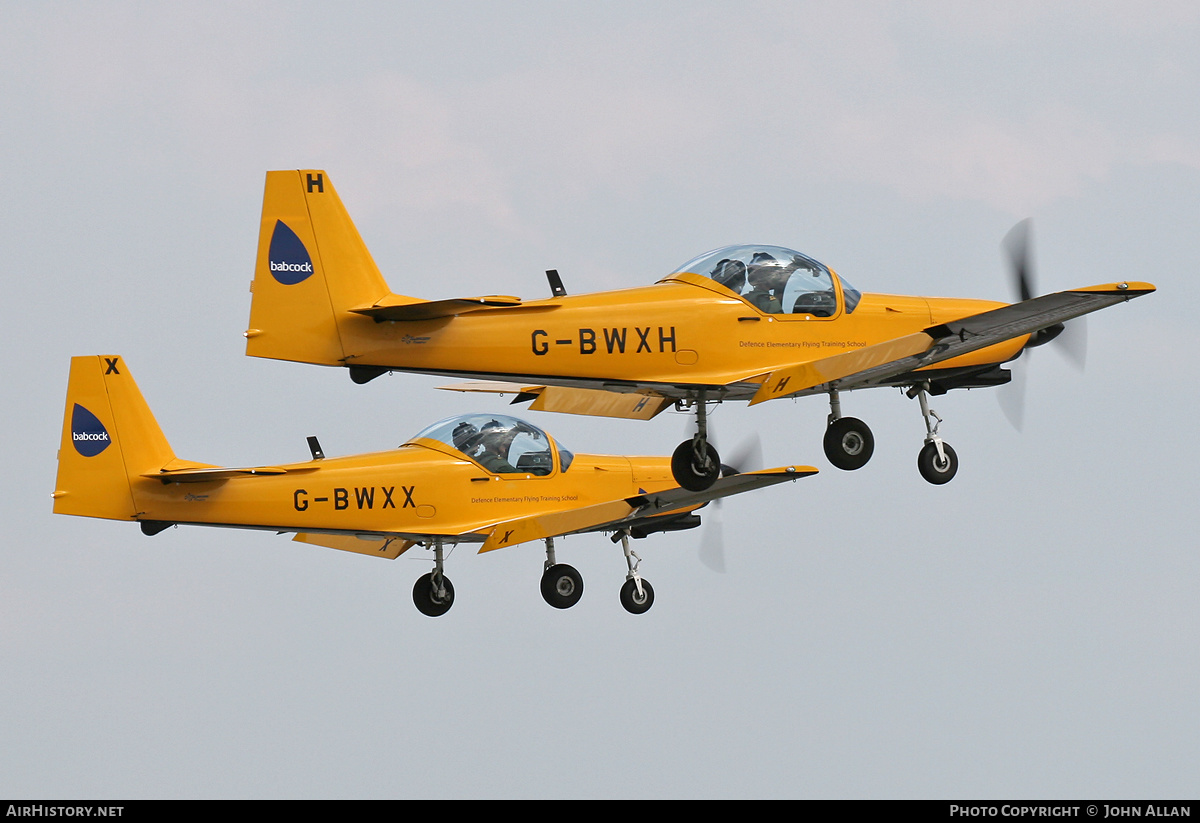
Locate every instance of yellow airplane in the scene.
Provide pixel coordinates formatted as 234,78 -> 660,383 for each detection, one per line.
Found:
245,170 -> 1156,490
53,355 -> 815,616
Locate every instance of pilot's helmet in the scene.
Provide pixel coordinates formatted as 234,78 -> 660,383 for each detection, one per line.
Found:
479,419 -> 510,449
451,421 -> 479,451
712,259 -> 747,291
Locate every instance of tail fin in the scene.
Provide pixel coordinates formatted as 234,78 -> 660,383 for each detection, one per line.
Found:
245,170 -> 412,366
53,356 -> 176,521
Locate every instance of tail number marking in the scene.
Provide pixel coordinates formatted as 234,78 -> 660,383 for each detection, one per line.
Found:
293,486 -> 416,512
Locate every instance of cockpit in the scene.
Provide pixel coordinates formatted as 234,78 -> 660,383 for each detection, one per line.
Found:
668,244 -> 861,316
407,413 -> 573,475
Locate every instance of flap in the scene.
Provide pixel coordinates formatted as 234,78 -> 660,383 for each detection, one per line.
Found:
292,532 -> 414,559
438,381 -> 674,420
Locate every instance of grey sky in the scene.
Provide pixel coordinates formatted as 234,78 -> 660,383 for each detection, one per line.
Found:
2,1 -> 1197,798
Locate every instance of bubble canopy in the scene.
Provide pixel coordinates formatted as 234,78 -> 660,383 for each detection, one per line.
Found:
407,413 -> 573,475
669,244 -> 860,315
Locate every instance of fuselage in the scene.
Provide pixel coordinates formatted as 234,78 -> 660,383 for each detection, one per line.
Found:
339,274 -> 1020,390
131,439 -> 677,538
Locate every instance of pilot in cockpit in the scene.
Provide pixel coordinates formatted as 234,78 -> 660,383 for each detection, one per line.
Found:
745,252 -> 787,313
452,421 -> 479,452
710,258 -> 747,294
474,419 -> 519,473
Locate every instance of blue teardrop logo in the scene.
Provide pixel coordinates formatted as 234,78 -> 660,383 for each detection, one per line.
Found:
268,220 -> 315,285
71,404 -> 112,457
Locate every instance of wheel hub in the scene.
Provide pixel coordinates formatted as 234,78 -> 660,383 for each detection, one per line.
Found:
841,432 -> 864,455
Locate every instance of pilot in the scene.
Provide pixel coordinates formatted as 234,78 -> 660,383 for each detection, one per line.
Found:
474,419 -> 519,474
745,254 -> 786,313
710,259 -> 747,294
451,421 -> 479,452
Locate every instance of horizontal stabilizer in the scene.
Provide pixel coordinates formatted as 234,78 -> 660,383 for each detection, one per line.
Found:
141,466 -> 292,483
351,295 -> 533,322
141,457 -> 322,483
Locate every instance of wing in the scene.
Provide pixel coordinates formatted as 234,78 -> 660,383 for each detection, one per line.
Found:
750,281 -> 1156,403
274,465 -> 814,560
477,464 -> 817,553
248,465 -> 813,560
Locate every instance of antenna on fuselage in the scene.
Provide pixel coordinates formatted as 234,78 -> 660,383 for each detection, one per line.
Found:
307,436 -> 325,461
546,269 -> 567,297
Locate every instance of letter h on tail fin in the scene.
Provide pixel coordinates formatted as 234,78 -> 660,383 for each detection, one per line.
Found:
245,169 -> 406,369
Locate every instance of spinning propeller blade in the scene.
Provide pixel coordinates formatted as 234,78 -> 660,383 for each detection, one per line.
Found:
698,419 -> 763,574
997,219 -> 1089,430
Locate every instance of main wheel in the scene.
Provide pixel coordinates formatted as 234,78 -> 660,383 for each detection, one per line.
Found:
619,578 -> 655,614
413,572 -> 455,617
541,564 -> 584,609
671,440 -> 720,491
917,441 -> 958,485
823,417 -> 874,470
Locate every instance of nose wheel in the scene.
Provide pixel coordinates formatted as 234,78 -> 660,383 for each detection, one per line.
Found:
620,577 -> 655,614
918,441 -> 958,484
910,383 -> 958,485
617,531 -> 654,614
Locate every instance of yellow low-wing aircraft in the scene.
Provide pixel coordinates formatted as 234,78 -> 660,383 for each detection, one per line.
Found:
53,355 -> 815,615
245,170 -> 1155,490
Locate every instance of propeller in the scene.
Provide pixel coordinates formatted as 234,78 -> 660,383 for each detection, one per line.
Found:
720,432 -> 764,479
697,421 -> 762,574
1004,218 -> 1037,303
997,219 -> 1088,430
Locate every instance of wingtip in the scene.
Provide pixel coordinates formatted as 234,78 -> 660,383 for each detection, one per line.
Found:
1070,281 -> 1156,296
747,464 -> 820,478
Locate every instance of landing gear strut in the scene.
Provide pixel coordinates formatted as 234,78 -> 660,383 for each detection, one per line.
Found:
671,390 -> 720,491
910,383 -> 958,484
540,537 -> 584,609
412,539 -> 455,616
617,530 -> 654,614
822,386 -> 874,470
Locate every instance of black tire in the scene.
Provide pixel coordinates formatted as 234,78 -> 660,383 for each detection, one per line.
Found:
917,441 -> 958,485
619,578 -> 655,614
541,564 -> 584,609
413,572 -> 455,617
671,439 -> 720,491
823,417 -> 875,470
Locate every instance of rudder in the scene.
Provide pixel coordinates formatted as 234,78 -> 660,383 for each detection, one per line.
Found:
53,356 -> 176,522
245,170 -> 405,367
